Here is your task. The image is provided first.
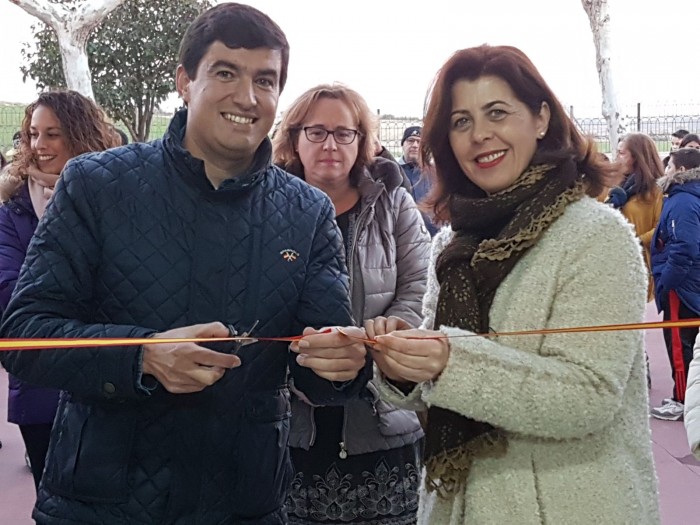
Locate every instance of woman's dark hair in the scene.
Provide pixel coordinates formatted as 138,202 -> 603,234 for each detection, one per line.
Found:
271,83 -> 377,186
178,2 -> 289,92
14,90 -> 118,175
680,133 -> 700,148
0,152 -> 6,169
421,45 -> 617,221
618,133 -> 664,199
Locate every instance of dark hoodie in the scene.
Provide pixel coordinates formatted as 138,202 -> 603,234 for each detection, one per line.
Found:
651,167 -> 700,313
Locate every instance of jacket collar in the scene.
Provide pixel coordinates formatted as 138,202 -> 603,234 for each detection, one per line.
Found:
357,157 -> 404,204
163,108 -> 272,193
659,166 -> 700,192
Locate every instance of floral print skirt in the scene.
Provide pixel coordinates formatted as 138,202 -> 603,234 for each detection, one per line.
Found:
287,407 -> 422,525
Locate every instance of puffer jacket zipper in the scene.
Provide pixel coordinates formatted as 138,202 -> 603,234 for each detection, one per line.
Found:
337,197 -> 374,460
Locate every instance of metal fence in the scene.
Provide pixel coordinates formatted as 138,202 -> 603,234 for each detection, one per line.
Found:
2,103 -> 700,159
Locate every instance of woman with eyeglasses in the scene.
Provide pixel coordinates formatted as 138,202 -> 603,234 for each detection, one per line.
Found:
273,83 -> 431,525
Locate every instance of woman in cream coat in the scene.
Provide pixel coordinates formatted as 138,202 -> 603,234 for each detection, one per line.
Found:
363,45 -> 660,525
685,337 -> 700,458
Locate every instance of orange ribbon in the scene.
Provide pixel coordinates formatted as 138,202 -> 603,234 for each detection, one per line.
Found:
340,318 -> 700,346
0,319 -> 698,352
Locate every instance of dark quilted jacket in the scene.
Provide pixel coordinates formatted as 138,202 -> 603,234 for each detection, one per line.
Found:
0,110 -> 371,525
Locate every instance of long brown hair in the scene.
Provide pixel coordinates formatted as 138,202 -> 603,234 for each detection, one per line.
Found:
421,45 -> 618,222
13,90 -> 118,175
618,133 -> 664,200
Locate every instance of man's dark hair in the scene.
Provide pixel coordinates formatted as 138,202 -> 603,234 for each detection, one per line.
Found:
115,128 -> 129,146
672,129 -> 690,139
178,3 -> 289,92
669,147 -> 700,170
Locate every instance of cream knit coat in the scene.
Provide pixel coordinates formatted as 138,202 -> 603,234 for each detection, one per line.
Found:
378,197 -> 660,525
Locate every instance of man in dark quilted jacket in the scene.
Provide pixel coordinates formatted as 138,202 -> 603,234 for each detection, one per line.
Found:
0,4 -> 371,524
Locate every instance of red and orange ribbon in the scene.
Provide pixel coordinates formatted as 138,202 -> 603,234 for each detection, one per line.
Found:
0,319 -> 698,352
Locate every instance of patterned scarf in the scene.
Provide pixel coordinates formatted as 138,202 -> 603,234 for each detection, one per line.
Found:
425,159 -> 585,496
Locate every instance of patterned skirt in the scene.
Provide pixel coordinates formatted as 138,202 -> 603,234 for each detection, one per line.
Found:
287,406 -> 422,525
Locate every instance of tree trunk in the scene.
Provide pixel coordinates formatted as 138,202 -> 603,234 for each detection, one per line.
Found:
9,0 -> 127,99
55,26 -> 95,99
580,0 -> 626,156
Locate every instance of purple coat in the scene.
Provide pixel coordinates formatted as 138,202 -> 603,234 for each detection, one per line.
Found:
0,183 -> 60,425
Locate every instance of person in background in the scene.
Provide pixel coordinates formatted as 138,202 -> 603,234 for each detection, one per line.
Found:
398,126 -> 438,235
680,133 -> 700,150
0,4 -> 370,524
651,147 -> 700,421
684,330 -> 700,457
663,129 -> 689,168
273,83 -> 430,525
114,128 -> 130,146
0,90 -> 118,490
671,129 -> 689,151
608,132 -> 664,301
372,134 -> 412,192
364,44 -> 659,524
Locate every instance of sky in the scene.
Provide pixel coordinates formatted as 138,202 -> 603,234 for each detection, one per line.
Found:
0,0 -> 693,119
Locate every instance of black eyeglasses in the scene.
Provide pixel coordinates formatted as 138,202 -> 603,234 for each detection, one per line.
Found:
302,126 -> 360,145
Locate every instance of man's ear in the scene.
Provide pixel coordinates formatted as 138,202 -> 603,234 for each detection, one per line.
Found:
175,65 -> 191,105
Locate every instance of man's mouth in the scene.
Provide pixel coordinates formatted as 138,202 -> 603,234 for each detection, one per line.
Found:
222,113 -> 255,125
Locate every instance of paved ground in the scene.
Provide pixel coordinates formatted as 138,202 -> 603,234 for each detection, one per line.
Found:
0,303 -> 698,524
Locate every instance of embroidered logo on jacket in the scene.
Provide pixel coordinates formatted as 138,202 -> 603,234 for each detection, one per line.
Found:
280,249 -> 300,262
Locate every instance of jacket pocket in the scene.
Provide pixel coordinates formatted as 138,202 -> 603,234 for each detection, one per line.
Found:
232,389 -> 292,517
44,401 -> 135,503
375,399 -> 423,437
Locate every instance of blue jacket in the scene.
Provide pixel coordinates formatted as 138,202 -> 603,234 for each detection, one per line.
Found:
651,167 -> 700,314
0,183 -> 60,426
0,110 -> 371,524
398,157 -> 437,236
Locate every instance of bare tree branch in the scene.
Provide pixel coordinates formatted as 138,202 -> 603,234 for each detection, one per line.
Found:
8,0 -> 60,27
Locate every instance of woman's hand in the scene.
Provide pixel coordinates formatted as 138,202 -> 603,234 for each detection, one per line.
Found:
367,320 -> 450,384
0,164 -> 24,202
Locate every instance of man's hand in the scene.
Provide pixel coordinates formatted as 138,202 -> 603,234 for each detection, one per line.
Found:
291,326 -> 367,382
142,322 -> 241,394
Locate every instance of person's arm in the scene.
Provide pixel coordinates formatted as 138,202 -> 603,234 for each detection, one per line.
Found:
657,196 -> 700,295
372,212 -> 648,440
382,188 -> 430,327
685,338 -> 700,459
0,160 -> 158,401
287,197 -> 371,405
421,217 -> 646,440
639,191 -> 663,248
0,208 -> 29,312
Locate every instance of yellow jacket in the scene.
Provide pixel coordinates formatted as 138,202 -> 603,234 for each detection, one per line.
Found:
601,187 -> 663,300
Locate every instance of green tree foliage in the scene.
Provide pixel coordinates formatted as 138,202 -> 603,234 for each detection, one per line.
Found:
21,0 -> 211,142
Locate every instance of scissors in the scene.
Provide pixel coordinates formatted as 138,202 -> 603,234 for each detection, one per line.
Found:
227,320 -> 259,355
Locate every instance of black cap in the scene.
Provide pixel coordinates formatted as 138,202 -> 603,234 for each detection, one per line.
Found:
401,126 -> 422,145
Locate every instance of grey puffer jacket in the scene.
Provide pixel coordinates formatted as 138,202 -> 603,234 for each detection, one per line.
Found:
290,157 -> 430,456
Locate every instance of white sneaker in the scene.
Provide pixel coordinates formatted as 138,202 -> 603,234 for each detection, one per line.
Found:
651,399 -> 684,421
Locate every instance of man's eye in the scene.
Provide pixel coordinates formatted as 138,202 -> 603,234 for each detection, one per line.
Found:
257,78 -> 274,88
